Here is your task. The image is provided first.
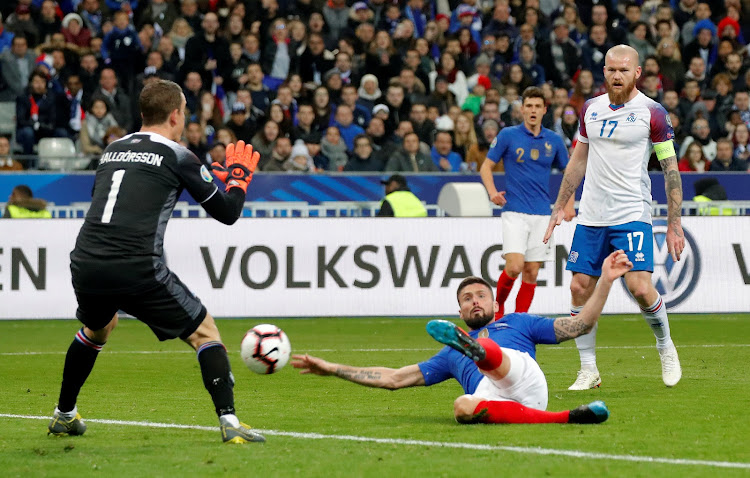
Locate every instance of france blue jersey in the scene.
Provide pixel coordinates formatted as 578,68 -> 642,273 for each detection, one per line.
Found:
417,313 -> 558,394
486,124 -> 569,215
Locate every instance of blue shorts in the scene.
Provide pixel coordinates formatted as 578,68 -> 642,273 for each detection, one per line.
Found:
566,222 -> 653,276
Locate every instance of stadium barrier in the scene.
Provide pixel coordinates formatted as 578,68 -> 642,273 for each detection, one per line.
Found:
1,217 -> 748,319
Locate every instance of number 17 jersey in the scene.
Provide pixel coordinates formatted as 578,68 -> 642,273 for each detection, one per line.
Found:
576,91 -> 674,226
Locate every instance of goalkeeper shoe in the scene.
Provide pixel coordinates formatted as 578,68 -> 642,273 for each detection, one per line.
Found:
568,400 -> 610,424
426,320 -> 486,362
47,409 -> 86,436
567,369 -> 601,390
220,416 -> 266,444
658,343 -> 682,387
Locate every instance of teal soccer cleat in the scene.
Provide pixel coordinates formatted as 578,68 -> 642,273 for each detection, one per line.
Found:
426,320 -> 486,362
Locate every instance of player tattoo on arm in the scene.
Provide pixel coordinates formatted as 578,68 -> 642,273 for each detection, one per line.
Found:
660,155 -> 683,235
336,368 -> 382,381
553,316 -> 592,342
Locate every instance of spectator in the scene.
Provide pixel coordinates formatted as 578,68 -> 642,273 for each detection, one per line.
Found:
178,0 -> 202,34
431,130 -> 463,172
268,103 -> 292,137
250,120 -> 280,170
377,174 -> 427,217
321,126 -> 349,171
297,32 -> 335,86
245,63 -> 271,112
723,52 -> 747,93
234,87 -> 265,126
184,120 -> 208,163
6,5 -> 39,48
262,135 -> 294,172
90,68 -> 133,133
678,141 -> 711,172
365,30 -> 402,89
61,13 -> 91,48
518,43 -> 545,86
0,13 -> 14,55
0,35 -> 35,100
655,38 -> 685,92
344,134 -> 384,172
733,90 -> 750,128
323,0 -> 349,40
214,128 -> 237,151
339,84 -> 370,128
225,103 -> 255,142
409,103 -> 435,146
167,18 -> 193,64
137,0 -> 178,32
383,84 -> 410,136
466,119 -> 502,172
333,104 -> 365,152
397,67 -> 428,107
453,111 -> 477,160
262,19 -> 292,91
581,24 -> 612,87
554,103 -> 579,150
541,17 -> 580,88
207,142 -> 226,166
0,135 -> 23,170
101,11 -> 142,94
682,19 -> 717,73
684,56 -> 708,90
710,138 -> 747,171
733,123 -> 750,163
386,131 -> 437,172
569,70 -> 595,114
679,118 -> 717,161
312,85 -> 334,132
429,51 -> 469,108
3,184 -> 51,218
285,140 -> 316,173
627,21 -> 655,66
79,97 -> 119,155
16,71 -> 68,155
181,13 -> 231,91
57,75 -> 86,140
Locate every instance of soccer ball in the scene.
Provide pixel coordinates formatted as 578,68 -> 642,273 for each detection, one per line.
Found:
240,324 -> 291,374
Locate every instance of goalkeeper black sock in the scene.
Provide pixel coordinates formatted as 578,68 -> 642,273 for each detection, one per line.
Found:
197,342 -> 236,417
58,328 -> 104,413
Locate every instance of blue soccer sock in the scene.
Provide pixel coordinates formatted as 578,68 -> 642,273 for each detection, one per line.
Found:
641,294 -> 673,350
57,328 -> 105,413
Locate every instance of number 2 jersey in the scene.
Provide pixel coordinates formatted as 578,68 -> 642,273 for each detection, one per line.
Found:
71,131 -> 226,293
577,91 -> 674,226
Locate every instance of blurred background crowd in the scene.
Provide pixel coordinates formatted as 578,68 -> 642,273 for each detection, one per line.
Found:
0,0 -> 748,174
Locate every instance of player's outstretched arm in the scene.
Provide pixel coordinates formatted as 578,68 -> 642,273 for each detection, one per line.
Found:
544,142 -> 588,243
291,354 -> 425,390
553,250 -> 633,342
657,145 -> 685,261
479,158 -> 507,206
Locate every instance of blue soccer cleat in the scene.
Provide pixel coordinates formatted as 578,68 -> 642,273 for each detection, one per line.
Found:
426,320 -> 486,362
568,400 -> 610,424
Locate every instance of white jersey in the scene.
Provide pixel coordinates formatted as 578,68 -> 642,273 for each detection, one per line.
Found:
576,91 -> 674,226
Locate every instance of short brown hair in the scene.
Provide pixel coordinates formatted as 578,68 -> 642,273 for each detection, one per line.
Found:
456,276 -> 493,301
140,80 -> 183,126
522,86 -> 545,104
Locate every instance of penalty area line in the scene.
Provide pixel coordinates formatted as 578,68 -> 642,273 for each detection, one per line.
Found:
1,413 -> 749,470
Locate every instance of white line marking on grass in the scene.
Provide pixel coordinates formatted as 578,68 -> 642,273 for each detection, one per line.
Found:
2,344 -> 750,356
1,413 -> 749,470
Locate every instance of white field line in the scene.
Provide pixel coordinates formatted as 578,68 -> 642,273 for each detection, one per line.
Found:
1,413 -> 749,470
1,344 -> 750,356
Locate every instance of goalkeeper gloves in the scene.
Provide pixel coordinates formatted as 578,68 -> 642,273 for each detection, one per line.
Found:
211,140 -> 261,194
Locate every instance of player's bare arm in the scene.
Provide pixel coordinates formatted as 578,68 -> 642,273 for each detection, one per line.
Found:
545,142 -> 588,243
292,354 -> 425,389
553,250 -> 633,342
658,149 -> 685,261
479,158 -> 507,206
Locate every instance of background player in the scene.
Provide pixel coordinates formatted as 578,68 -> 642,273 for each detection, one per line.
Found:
480,87 -> 575,318
292,250 -> 633,425
544,45 -> 684,390
47,80 -> 265,444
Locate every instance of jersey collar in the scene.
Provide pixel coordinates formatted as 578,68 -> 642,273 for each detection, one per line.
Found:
521,123 -> 545,138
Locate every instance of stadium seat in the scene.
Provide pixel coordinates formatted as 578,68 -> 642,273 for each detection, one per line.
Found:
37,137 -> 89,171
437,183 -> 493,217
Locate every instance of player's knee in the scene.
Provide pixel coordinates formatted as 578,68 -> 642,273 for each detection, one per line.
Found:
627,280 -> 652,302
504,263 -> 523,277
454,395 -> 481,424
570,277 -> 593,301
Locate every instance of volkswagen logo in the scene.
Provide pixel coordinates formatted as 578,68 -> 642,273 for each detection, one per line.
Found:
621,220 -> 701,308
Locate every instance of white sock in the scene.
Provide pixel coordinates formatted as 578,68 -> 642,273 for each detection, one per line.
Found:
641,294 -> 673,350
572,305 -> 598,372
220,413 -> 240,427
55,406 -> 77,419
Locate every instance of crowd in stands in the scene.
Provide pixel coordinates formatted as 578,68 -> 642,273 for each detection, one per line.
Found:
0,0 -> 749,173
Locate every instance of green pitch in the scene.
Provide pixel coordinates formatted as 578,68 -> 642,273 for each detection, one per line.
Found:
1,315 -> 749,477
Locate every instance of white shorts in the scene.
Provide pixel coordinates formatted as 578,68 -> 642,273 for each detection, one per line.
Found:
502,211 -> 554,262
470,348 -> 549,410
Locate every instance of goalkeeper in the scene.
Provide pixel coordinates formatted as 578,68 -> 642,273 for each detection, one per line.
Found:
48,80 -> 265,444
293,250 -> 633,425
